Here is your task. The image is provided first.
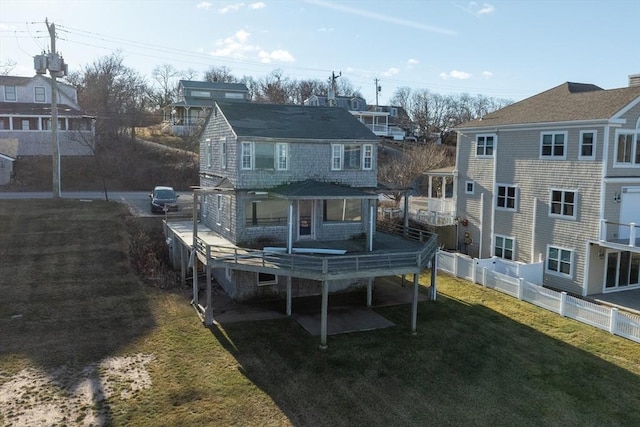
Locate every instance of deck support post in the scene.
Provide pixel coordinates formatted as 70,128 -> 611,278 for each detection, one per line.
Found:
204,266 -> 213,326
180,243 -> 187,285
320,280 -> 329,350
286,276 -> 292,317
366,277 -> 373,307
411,273 -> 419,335
192,191 -> 199,307
430,254 -> 437,301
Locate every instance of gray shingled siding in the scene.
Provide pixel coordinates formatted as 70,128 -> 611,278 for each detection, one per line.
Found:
212,267 -> 368,302
234,140 -> 377,189
457,126 -> 608,294
1,132 -> 94,156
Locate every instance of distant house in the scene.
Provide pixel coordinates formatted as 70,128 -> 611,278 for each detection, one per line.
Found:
164,100 -> 439,347
162,80 -> 249,136
304,94 -> 412,140
0,75 -> 94,156
454,75 -> 640,296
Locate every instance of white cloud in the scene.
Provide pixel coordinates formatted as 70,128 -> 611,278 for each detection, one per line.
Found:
259,49 -> 295,63
219,2 -> 245,14
456,1 -> 495,17
381,67 -> 400,77
440,70 -> 472,80
210,29 -> 294,63
477,3 -> 495,15
196,2 -> 212,10
407,58 -> 419,65
318,27 -> 335,32
211,30 -> 257,59
250,2 -> 266,9
482,71 -> 493,78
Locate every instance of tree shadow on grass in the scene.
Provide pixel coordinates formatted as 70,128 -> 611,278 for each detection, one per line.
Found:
0,199 -> 156,425
207,286 -> 640,427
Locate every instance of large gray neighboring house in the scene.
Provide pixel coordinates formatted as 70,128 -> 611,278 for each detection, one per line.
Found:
454,75 -> 640,297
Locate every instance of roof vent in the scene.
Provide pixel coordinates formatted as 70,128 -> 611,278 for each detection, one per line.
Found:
629,74 -> 640,87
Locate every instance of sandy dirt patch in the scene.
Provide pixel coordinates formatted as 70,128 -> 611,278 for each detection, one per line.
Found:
0,353 -> 155,427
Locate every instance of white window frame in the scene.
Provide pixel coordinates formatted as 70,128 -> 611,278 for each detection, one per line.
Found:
546,245 -> 574,278
225,267 -> 232,281
220,137 -> 227,169
331,144 -> 343,170
4,85 -> 16,102
465,181 -> 475,195
205,138 -> 212,167
539,131 -> 567,160
34,86 -> 46,103
613,128 -> 640,167
363,144 -> 373,170
225,195 -> 232,231
216,194 -> 222,226
495,184 -> 518,211
549,188 -> 577,220
241,142 -> 253,170
494,234 -> 515,260
476,134 -> 495,158
578,130 -> 596,160
276,142 -> 288,171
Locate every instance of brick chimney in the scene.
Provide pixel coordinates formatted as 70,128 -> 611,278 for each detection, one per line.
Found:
630,74 -> 640,87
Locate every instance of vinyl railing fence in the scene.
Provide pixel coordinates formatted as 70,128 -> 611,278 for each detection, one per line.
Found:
437,251 -> 640,343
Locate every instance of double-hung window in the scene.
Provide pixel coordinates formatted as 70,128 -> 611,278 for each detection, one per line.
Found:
241,142 -> 253,170
34,86 -> 46,103
615,127 -> 640,166
496,184 -> 517,211
276,143 -> 288,170
549,189 -> 577,219
546,246 -> 573,277
331,144 -> 343,170
363,144 -> 373,170
579,130 -> 596,160
494,235 -> 514,260
476,135 -> 495,157
205,139 -> 212,167
4,85 -> 16,102
540,131 -> 567,159
220,137 -> 227,169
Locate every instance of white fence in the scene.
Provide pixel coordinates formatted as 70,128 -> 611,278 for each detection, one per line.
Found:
437,251 -> 640,344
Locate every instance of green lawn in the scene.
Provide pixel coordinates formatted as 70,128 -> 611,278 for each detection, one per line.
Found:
1,200 -> 639,426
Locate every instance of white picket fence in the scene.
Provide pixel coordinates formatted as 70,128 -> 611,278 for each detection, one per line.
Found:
437,251 -> 640,343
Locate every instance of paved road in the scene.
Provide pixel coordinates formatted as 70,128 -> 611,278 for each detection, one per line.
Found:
0,191 -> 194,217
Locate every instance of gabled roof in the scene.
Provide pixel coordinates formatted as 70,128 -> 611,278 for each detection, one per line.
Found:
457,82 -> 640,129
179,80 -> 248,92
0,75 -> 75,90
216,101 -> 378,140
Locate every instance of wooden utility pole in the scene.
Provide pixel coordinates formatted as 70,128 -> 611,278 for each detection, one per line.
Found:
46,19 -> 61,198
374,78 -> 381,107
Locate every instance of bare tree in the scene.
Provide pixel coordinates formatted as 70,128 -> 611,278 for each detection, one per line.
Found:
254,69 -> 294,104
70,52 -> 154,143
151,63 -> 180,109
377,143 -> 454,206
204,65 -> 238,83
0,59 -> 17,76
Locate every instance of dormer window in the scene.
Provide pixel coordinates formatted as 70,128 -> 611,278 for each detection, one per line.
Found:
34,86 -> 46,103
350,99 -> 360,110
4,85 -> 16,102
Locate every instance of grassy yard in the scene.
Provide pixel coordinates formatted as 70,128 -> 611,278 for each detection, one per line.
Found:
1,200 -> 639,426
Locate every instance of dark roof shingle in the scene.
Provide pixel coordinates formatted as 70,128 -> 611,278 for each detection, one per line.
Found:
217,101 -> 378,140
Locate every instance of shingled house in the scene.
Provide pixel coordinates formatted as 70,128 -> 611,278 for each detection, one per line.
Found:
164,101 -> 439,348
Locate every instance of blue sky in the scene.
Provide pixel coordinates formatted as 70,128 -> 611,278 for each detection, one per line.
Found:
1,0 -> 639,105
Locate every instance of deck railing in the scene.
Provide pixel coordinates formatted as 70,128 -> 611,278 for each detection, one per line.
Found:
599,219 -> 639,248
195,225 -> 438,280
